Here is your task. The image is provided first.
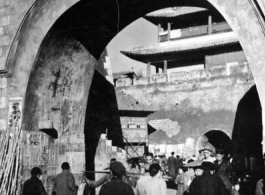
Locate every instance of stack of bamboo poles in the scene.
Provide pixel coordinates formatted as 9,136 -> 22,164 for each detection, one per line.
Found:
0,127 -> 22,195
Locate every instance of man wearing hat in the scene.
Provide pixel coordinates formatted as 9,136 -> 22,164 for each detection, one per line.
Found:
203,143 -> 216,163
99,161 -> 134,195
189,162 -> 229,195
168,152 -> 177,179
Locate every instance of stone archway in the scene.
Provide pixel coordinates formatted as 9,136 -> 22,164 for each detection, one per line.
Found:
2,0 -> 265,194
195,129 -> 232,159
204,130 -> 233,154
1,0 -> 265,130
4,0 -> 265,106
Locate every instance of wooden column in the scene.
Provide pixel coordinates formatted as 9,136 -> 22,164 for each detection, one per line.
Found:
167,22 -> 171,41
163,60 -> 167,74
147,62 -> 151,84
208,15 -> 213,35
158,24 -> 161,43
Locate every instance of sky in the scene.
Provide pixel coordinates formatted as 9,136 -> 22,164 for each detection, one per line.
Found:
106,18 -> 158,76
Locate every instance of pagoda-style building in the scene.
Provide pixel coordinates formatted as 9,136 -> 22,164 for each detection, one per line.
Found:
121,6 -> 246,83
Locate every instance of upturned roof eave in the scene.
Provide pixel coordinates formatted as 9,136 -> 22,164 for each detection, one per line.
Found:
121,42 -> 239,57
120,32 -> 239,58
145,7 -> 208,18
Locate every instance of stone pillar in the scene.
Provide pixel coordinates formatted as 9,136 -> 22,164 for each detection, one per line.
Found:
167,22 -> 171,41
158,23 -> 161,43
208,15 -> 212,35
147,62 -> 151,84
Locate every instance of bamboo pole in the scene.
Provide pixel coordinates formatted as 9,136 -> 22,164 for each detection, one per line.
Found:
0,127 -> 21,195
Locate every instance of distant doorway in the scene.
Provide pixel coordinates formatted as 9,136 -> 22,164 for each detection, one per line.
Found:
204,130 -> 232,155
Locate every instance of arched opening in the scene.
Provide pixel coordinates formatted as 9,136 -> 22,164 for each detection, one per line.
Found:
204,130 -> 232,155
9,0 -> 265,194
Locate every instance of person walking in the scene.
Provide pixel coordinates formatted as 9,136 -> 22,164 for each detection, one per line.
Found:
99,161 -> 134,195
214,149 -> 233,191
145,163 -> 167,195
126,158 -> 140,193
189,162 -> 229,195
175,155 -> 182,177
22,167 -> 47,195
168,152 -> 177,179
175,167 -> 188,195
52,162 -> 78,195
135,162 -> 152,195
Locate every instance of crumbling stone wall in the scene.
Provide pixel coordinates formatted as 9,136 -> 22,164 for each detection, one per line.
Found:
116,62 -> 255,145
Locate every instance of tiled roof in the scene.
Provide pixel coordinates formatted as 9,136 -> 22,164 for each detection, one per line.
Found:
121,32 -> 239,56
146,7 -> 208,18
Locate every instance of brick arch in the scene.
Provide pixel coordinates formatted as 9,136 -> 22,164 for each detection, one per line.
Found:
0,0 -> 75,77
6,0 -> 80,99
201,128 -> 231,139
4,0 -> 265,120
195,129 -> 232,157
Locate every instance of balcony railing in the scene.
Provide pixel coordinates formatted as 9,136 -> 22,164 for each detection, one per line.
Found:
159,22 -> 232,42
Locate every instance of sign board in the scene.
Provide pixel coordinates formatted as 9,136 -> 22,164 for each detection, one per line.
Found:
125,145 -> 145,158
121,117 -> 148,143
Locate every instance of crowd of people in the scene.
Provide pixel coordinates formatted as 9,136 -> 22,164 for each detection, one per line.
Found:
21,145 -> 265,195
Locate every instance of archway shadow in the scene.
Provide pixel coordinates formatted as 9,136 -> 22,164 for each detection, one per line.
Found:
232,85 -> 263,172
84,70 -> 123,194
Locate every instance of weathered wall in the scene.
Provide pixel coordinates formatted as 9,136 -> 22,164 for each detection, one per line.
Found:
116,62 -> 255,145
0,0 -> 35,70
20,29 -> 96,194
22,33 -> 96,134
19,24 -> 123,195
0,0 -> 265,193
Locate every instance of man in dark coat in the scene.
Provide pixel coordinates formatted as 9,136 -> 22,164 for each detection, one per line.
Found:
99,161 -> 134,195
189,162 -> 229,195
168,152 -> 177,179
52,162 -> 78,195
214,149 -> 232,190
22,167 -> 47,195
